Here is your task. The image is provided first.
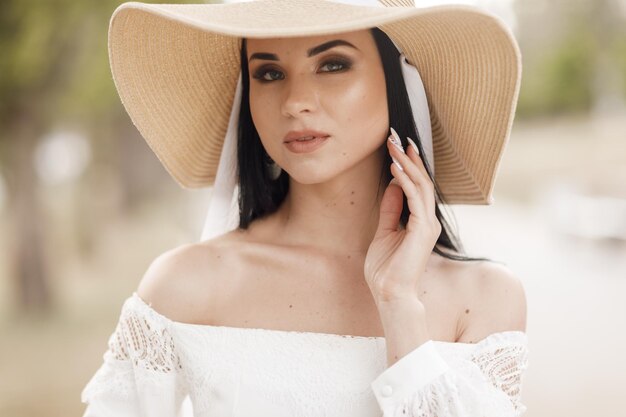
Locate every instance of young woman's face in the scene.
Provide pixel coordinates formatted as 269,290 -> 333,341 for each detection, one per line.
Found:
246,29 -> 389,184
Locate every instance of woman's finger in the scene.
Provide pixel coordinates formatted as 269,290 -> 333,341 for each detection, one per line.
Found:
387,137 -> 436,219
389,158 -> 427,226
405,138 -> 437,215
389,128 -> 424,184
376,177 -> 405,235
387,139 -> 430,196
405,137 -> 431,177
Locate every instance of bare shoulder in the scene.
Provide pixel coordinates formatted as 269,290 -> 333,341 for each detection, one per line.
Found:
451,259 -> 528,343
136,232 -> 239,324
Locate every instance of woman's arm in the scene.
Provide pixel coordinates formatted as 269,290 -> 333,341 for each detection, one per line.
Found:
365,130 -> 529,416
370,330 -> 529,417
370,266 -> 528,417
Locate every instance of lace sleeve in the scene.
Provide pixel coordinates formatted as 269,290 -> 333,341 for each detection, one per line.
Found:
370,331 -> 529,417
81,295 -> 190,417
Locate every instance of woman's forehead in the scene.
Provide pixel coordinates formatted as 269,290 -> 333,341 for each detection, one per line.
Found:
245,29 -> 374,56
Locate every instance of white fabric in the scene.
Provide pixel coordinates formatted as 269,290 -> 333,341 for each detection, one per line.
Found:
399,54 -> 435,176
201,52 -> 434,241
81,293 -> 529,417
200,72 -> 242,241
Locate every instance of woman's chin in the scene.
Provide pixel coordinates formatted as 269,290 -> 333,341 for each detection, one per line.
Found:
285,169 -> 338,186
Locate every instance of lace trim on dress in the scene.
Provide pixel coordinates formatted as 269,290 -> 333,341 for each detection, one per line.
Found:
107,296 -> 183,373
393,333 -> 529,417
471,339 -> 529,411
81,295 -> 189,409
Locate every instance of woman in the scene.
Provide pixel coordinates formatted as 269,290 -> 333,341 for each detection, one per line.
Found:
82,1 -> 529,416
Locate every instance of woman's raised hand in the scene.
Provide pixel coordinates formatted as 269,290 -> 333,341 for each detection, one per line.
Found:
364,127 -> 442,306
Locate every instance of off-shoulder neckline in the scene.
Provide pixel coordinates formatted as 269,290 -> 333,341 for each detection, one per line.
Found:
129,292 -> 527,345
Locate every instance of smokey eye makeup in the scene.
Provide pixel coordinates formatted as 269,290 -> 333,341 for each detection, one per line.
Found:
251,57 -> 353,82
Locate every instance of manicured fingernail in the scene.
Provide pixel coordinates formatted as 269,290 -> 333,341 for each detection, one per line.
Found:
389,127 -> 405,154
391,156 -> 403,171
407,137 -> 419,155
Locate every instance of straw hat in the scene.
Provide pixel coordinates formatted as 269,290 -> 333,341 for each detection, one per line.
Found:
108,0 -> 521,205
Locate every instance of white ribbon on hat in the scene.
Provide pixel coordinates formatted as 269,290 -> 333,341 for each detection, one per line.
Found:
200,70 -> 243,242
200,2 -> 434,242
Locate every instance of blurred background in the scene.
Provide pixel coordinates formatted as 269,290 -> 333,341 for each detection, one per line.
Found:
0,0 -> 625,416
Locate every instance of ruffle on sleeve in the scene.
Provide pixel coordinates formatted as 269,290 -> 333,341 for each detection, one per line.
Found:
81,293 -> 190,417
371,331 -> 529,417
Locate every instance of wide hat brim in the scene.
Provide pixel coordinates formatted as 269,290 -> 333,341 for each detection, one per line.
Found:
108,0 -> 521,205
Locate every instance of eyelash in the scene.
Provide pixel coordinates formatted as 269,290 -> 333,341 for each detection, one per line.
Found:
252,58 -> 352,82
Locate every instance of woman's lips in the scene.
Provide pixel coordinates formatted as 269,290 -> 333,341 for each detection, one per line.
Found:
284,135 -> 330,153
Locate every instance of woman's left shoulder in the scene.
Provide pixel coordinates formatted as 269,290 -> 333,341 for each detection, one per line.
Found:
439,257 -> 525,295
460,260 -> 525,291
440,258 -> 528,344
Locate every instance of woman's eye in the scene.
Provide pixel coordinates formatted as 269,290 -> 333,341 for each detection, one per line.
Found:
257,69 -> 284,82
252,59 -> 351,83
320,60 -> 350,72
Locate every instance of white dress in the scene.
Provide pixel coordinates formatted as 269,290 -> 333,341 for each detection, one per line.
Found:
81,292 -> 530,417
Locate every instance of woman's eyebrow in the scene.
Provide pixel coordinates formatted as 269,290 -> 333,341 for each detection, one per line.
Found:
249,39 -> 358,62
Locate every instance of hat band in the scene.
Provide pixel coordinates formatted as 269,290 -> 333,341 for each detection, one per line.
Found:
323,0 -> 415,7
330,0 -> 382,6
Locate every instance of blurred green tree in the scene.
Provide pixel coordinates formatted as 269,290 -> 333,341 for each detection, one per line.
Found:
517,23 -> 595,118
0,0 -> 103,313
609,35 -> 626,98
516,0 -> 626,119
0,0 -> 196,314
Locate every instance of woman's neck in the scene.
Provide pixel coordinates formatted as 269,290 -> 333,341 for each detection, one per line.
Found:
268,153 -> 389,256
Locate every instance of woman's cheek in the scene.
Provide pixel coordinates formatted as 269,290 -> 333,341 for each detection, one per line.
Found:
329,78 -> 368,109
332,75 -> 384,118
328,79 -> 387,143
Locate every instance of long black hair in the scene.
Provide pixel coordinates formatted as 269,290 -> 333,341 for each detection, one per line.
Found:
236,28 -> 492,263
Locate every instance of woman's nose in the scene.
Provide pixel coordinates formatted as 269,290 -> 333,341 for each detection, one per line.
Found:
280,77 -> 319,118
